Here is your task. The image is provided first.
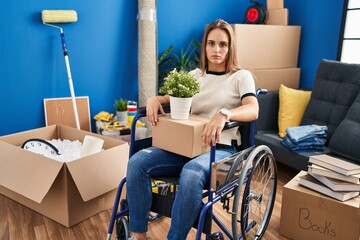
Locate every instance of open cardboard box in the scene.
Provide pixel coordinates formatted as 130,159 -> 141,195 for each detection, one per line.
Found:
0,125 -> 129,227
152,114 -> 210,158
280,171 -> 360,240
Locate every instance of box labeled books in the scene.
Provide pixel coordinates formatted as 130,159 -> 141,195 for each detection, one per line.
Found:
280,171 -> 360,240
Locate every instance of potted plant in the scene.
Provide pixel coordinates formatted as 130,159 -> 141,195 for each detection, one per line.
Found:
158,40 -> 201,92
113,98 -> 128,123
159,69 -> 200,119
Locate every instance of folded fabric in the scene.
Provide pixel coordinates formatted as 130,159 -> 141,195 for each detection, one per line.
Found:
280,124 -> 328,152
286,124 -> 328,144
281,139 -> 325,152
282,135 -> 326,148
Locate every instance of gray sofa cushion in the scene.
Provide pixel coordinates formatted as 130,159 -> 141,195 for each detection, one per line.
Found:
256,90 -> 279,132
301,60 -> 360,143
329,92 -> 360,163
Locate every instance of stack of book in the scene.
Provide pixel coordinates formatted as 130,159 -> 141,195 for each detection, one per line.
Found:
299,154 -> 360,202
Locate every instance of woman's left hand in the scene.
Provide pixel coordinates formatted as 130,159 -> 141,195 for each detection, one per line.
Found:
201,113 -> 227,146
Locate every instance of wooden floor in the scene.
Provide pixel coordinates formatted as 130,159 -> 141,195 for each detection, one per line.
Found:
0,163 -> 298,240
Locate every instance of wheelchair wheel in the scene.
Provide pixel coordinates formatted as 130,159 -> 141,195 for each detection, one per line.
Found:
115,216 -> 130,240
231,145 -> 277,240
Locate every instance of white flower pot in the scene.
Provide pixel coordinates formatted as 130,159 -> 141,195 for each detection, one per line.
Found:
116,111 -> 127,123
170,96 -> 192,120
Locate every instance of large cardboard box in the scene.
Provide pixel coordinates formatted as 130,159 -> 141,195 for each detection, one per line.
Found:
152,114 -> 210,158
280,171 -> 360,240
232,24 -> 301,69
250,68 -> 300,90
0,125 -> 129,227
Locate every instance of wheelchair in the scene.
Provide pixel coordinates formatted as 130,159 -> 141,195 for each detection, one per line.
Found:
107,89 -> 277,240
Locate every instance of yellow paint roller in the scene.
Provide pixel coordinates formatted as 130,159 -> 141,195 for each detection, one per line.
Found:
42,10 -> 80,130
42,10 -> 78,23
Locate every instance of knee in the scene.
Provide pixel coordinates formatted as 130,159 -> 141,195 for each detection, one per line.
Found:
127,151 -> 146,177
180,162 -> 207,189
127,155 -> 139,173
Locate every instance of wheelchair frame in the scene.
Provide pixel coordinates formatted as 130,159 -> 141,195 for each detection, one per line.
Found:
107,89 -> 277,240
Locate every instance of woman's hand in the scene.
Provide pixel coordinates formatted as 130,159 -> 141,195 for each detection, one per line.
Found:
201,113 -> 227,146
146,96 -> 167,126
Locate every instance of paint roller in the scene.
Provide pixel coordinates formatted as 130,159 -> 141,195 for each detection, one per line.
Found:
42,10 -> 80,130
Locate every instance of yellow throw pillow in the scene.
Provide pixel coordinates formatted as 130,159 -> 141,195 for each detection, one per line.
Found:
278,84 -> 311,138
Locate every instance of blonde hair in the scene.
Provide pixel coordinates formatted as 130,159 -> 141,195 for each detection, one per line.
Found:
200,19 -> 241,74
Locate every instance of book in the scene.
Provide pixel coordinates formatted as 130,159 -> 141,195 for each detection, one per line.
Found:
308,172 -> 360,192
299,174 -> 359,202
308,164 -> 360,184
308,154 -> 360,176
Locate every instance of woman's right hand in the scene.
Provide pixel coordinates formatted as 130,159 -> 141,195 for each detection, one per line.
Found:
146,96 -> 166,126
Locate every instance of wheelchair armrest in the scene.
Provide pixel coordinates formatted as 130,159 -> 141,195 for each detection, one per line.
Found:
224,121 -> 249,130
137,103 -> 171,116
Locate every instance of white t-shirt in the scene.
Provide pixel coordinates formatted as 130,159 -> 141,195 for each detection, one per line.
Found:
190,68 -> 256,146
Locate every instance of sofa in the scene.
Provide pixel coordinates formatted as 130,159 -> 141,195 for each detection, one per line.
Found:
254,59 -> 360,171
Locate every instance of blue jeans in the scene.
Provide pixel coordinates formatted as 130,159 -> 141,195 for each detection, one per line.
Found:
286,124 -> 327,143
126,146 -> 236,240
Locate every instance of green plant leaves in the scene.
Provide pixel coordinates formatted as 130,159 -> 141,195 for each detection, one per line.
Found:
158,40 -> 200,93
113,98 -> 128,111
159,69 -> 200,98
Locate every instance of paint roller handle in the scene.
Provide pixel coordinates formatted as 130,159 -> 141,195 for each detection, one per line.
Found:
60,32 -> 68,56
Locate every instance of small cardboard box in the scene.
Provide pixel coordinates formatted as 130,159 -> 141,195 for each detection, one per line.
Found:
266,0 -> 284,9
232,24 -> 301,69
266,8 -> 289,25
0,125 -> 129,227
280,171 -> 360,240
152,114 -> 210,158
250,68 -> 300,90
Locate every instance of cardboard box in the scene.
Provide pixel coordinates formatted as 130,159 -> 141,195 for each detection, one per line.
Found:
266,0 -> 284,9
266,8 -> 289,25
280,171 -> 360,240
152,114 -> 210,158
232,24 -> 301,69
250,68 -> 300,90
0,125 -> 129,227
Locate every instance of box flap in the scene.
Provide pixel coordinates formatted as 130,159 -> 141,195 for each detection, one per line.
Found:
0,125 -> 58,146
0,141 -> 63,203
66,143 -> 129,201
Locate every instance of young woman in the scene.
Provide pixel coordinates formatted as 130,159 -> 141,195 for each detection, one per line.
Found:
126,19 -> 259,240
